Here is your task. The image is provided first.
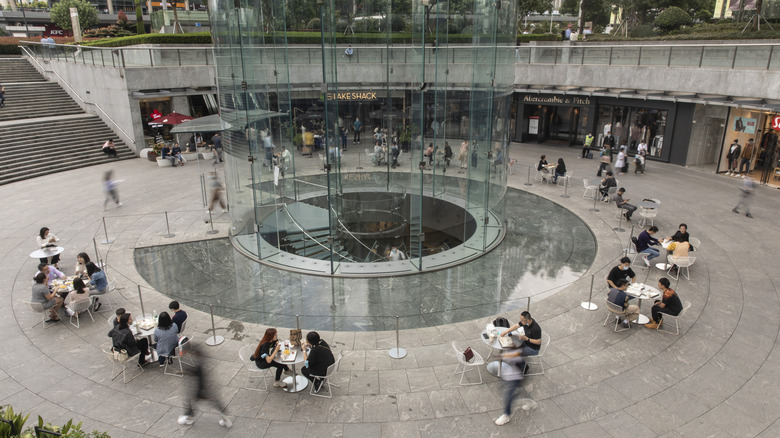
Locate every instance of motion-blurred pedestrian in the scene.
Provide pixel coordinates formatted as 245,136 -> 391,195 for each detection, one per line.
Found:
103,170 -> 122,210
177,344 -> 232,428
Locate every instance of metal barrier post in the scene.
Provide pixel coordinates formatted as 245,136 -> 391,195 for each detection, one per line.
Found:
207,210 -> 219,235
137,285 -> 146,316
613,210 -> 625,232
388,316 -> 407,359
525,165 -> 533,186
589,189 -> 600,212
163,211 -> 175,238
581,274 -> 598,310
205,304 -> 225,346
100,217 -> 115,244
356,150 -> 363,170
296,315 -> 300,330
560,177 -> 570,198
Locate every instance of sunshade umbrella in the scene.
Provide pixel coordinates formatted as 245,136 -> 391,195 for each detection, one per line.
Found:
159,112 -> 195,125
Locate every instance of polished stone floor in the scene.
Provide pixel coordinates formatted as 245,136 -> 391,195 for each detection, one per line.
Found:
4,141 -> 780,437
134,186 -> 596,331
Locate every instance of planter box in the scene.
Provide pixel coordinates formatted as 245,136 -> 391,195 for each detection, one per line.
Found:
181,152 -> 198,162
139,148 -> 153,158
200,152 -> 214,160
156,157 -> 173,167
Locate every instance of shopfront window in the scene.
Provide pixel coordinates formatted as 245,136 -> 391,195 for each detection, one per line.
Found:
597,105 -> 666,157
686,105 -> 727,171
719,109 -> 765,175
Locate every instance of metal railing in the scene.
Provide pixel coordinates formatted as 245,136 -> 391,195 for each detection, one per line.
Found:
20,41 -> 780,71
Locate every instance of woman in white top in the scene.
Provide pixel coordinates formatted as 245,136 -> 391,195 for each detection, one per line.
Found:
65,278 -> 92,316
615,147 -> 626,175
74,252 -> 91,279
36,227 -> 60,266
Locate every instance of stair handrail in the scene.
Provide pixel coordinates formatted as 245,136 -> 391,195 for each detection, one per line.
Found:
19,45 -> 134,146
280,204 -> 357,262
329,206 -> 377,256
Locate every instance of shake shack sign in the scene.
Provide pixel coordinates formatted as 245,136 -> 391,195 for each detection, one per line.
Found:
523,94 -> 592,106
325,91 -> 378,101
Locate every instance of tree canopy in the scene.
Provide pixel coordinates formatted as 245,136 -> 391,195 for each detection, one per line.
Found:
50,0 -> 99,32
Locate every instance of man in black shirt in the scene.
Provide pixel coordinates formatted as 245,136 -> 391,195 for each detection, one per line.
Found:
607,257 -> 636,289
500,311 -> 542,359
169,301 -> 188,333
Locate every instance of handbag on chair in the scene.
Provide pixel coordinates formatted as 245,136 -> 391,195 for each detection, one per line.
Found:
463,347 -> 474,363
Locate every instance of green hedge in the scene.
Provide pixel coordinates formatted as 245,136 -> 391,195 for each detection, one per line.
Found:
0,44 -> 21,55
84,32 -> 213,47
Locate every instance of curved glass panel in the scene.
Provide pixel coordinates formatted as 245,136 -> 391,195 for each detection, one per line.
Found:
209,0 -> 516,276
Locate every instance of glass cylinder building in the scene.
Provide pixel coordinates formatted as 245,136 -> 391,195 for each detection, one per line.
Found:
208,0 -> 517,276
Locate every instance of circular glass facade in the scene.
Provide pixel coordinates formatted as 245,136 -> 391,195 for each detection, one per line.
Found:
209,0 -> 517,275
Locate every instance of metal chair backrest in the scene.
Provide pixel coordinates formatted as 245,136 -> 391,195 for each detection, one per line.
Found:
24,301 -> 45,313
605,300 -> 626,315
537,332 -> 551,356
238,344 -> 255,366
174,336 -> 191,357
179,319 -> 187,334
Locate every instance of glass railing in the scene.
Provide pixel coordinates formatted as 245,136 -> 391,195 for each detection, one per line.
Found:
20,41 -> 780,70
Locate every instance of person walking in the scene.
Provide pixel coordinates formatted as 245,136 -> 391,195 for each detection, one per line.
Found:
208,172 -> 226,213
103,170 -> 122,209
732,175 -> 754,218
0,83 -> 5,108
726,139 -> 741,176
177,344 -> 232,428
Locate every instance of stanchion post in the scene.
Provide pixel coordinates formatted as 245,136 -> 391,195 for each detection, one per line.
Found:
589,189 -> 600,212
581,274 -> 598,310
624,224 -> 635,253
137,285 -> 146,316
613,209 -> 625,232
388,316 -> 407,359
163,211 -> 175,238
526,296 -> 531,312
524,165 -> 533,186
296,314 -> 300,330
205,304 -> 225,346
100,217 -> 115,244
560,177 -> 570,198
356,150 -> 363,170
206,210 -> 219,235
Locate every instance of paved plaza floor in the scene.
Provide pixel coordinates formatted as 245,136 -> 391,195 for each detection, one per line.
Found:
2,141 -> 779,437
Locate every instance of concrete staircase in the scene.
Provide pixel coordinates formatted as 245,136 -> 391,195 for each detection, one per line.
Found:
0,57 -> 135,186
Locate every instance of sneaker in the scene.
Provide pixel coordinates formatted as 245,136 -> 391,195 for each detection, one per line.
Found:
219,417 -> 232,428
732,208 -> 739,214
726,171 -> 732,176
642,256 -> 650,267
644,322 -> 658,329
313,380 -> 323,393
282,368 -> 294,376
65,308 -> 75,316
495,414 -> 511,426
741,175 -> 746,178
621,321 -> 630,328
117,202 -> 123,207
177,415 -> 193,425
273,380 -> 287,388
746,213 -> 753,218
93,302 -> 102,312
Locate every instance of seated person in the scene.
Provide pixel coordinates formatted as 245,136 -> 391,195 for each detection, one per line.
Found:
109,313 -> 150,365
344,45 -> 353,57
32,272 -> 63,322
301,331 -> 335,393
499,311 -> 542,364
636,226 -> 661,266
64,278 -> 91,316
537,155 -> 549,181
74,252 -> 91,279
111,308 -> 126,328
599,171 -> 616,200
101,139 -> 118,158
646,278 -> 683,330
86,262 -> 108,312
607,279 -> 639,328
669,223 -> 692,250
614,187 -> 637,221
37,227 -> 61,266
553,158 -> 566,183
387,246 -> 406,261
666,234 -> 691,273
607,257 -> 636,289
36,263 -> 65,286
153,312 -> 180,366
171,142 -> 185,166
161,144 -> 177,167
169,301 -> 188,333
250,328 -> 291,388
424,143 -> 434,166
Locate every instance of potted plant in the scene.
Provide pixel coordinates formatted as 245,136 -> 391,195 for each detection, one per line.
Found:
148,143 -> 162,162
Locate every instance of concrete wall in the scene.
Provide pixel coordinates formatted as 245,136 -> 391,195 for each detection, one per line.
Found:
25,56 -> 217,152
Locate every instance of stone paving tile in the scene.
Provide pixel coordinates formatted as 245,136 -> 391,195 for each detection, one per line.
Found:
362,394 -> 400,422
304,422 -> 344,438
561,420 -> 611,438
380,421 -> 422,438
595,410 -> 657,438
343,422 -> 382,438
326,395 -> 364,423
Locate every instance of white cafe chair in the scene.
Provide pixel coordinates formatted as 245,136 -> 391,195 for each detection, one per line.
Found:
67,297 -> 95,328
238,344 -> 270,391
667,256 -> 695,280
603,300 -> 631,332
24,301 -> 49,329
523,332 -> 551,376
309,354 -> 342,399
658,301 -> 691,336
104,346 -> 143,383
163,336 -> 194,377
638,207 -> 657,227
451,341 -> 484,385
583,179 -> 597,199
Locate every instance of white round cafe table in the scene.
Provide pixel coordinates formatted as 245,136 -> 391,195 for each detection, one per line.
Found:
481,329 -> 522,377
637,201 -> 660,209
30,246 -> 64,259
274,345 -> 309,393
626,284 -> 661,325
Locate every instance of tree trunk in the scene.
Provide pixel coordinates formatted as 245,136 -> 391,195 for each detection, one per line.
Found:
737,0 -> 745,23
135,0 -> 145,34
753,0 -> 763,31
